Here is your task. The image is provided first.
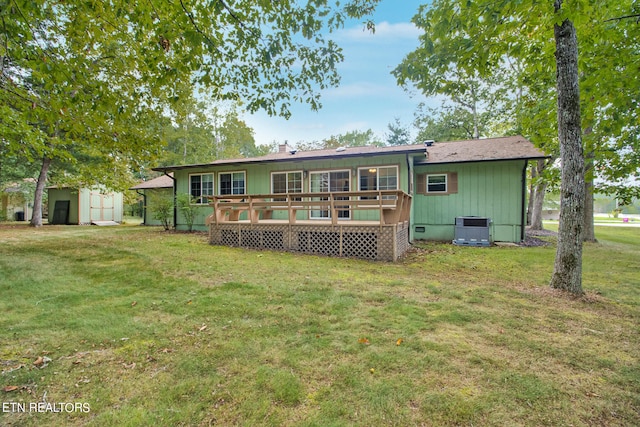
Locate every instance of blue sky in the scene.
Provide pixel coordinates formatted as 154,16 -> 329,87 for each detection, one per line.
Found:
245,0 -> 433,147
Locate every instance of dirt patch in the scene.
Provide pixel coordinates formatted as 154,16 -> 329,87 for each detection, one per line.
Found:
523,285 -> 607,304
519,227 -> 558,247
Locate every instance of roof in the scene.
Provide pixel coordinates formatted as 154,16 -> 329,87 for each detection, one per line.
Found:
151,136 -> 547,172
152,144 -> 428,172
417,136 -> 548,165
130,174 -> 174,190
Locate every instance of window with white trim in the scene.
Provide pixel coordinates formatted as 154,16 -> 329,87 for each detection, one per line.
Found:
219,171 -> 245,195
426,174 -> 447,193
189,173 -> 214,204
271,171 -> 303,194
358,166 -> 398,199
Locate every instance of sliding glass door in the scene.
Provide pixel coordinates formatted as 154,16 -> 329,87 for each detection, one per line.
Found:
309,170 -> 350,219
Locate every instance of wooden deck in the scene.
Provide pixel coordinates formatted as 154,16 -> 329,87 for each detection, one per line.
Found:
206,191 -> 412,261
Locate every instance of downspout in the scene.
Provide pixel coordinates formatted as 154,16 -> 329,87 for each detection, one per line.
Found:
136,190 -> 146,225
520,161 -> 528,242
406,153 -> 413,243
163,171 -> 177,229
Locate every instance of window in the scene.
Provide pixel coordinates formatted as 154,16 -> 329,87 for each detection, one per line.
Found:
309,170 -> 350,219
358,166 -> 398,199
271,171 -> 303,194
427,174 -> 447,193
219,171 -> 245,195
190,173 -> 214,204
415,172 -> 458,195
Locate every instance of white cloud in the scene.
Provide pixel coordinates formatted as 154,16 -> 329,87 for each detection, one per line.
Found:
325,82 -> 395,99
339,21 -> 422,43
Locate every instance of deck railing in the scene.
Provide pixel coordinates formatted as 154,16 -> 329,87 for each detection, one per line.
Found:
206,190 -> 411,226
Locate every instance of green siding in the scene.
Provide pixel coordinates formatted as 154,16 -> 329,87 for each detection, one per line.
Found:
142,188 -> 173,226
48,188 -> 79,224
172,154 -> 413,231
171,156 -> 527,242
47,187 -> 123,225
412,161 -> 526,243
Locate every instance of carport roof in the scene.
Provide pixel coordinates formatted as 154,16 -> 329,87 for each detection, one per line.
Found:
130,174 -> 174,190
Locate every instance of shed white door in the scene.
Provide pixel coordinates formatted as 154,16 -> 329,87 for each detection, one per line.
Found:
90,192 -> 114,221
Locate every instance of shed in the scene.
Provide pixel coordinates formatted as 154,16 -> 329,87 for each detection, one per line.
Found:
47,186 -> 123,225
1,180 -> 35,221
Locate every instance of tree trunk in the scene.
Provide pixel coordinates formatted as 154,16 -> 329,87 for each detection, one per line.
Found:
549,1 -> 585,295
530,159 -> 548,230
526,163 -> 535,226
30,156 -> 51,228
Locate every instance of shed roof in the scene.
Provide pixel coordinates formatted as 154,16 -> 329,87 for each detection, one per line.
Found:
130,174 -> 174,190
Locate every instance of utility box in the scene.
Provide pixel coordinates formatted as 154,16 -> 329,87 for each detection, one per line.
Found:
453,217 -> 491,246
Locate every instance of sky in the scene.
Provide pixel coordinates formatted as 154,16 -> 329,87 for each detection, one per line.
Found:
244,0 -> 433,147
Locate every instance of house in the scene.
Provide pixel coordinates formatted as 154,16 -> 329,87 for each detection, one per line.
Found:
130,174 -> 174,226
1,180 -> 35,221
152,136 -> 547,260
47,186 -> 123,225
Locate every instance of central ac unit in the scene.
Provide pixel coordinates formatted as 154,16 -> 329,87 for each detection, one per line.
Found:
453,216 -> 491,246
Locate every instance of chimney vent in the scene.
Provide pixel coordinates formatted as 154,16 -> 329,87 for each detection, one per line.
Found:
279,143 -> 294,153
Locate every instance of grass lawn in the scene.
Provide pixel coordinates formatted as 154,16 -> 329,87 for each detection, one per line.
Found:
0,224 -> 638,426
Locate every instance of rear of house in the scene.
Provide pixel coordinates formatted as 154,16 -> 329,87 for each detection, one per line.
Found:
150,136 -> 546,258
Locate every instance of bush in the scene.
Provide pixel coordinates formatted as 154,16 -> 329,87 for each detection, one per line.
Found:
148,192 -> 173,231
176,193 -> 197,232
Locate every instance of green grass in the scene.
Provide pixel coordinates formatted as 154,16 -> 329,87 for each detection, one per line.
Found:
0,224 -> 638,426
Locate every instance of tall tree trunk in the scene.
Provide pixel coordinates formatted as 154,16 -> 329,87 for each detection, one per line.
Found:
526,163 -> 535,226
30,156 -> 51,227
549,0 -> 585,295
530,159 -> 549,230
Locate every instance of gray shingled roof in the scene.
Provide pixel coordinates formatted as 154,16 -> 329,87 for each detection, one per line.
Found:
153,144 -> 427,172
130,174 -> 174,190
152,136 -> 547,172
418,136 -> 548,164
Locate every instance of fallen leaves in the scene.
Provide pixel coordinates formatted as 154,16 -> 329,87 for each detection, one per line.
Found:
3,385 -> 19,392
358,337 -> 406,347
33,356 -> 52,369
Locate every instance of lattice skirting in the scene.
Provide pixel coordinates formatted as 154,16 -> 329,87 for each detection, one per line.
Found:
209,222 -> 410,261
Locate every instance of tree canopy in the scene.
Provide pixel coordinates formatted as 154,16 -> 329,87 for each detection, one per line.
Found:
393,0 -> 639,202
1,0 -> 382,225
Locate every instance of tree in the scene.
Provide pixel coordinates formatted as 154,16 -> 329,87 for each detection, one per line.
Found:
413,103 -> 485,142
296,129 -> 384,151
159,105 -> 265,167
386,118 -> 412,145
1,0 -> 382,226
394,0 -> 639,243
395,0 -> 639,293
549,0 -> 585,294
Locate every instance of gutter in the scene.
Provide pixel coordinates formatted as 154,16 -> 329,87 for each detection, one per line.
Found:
163,172 -> 177,229
135,190 -> 146,225
521,161 -> 528,242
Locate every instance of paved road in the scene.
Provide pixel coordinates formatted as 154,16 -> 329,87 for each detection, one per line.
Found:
594,221 -> 640,228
